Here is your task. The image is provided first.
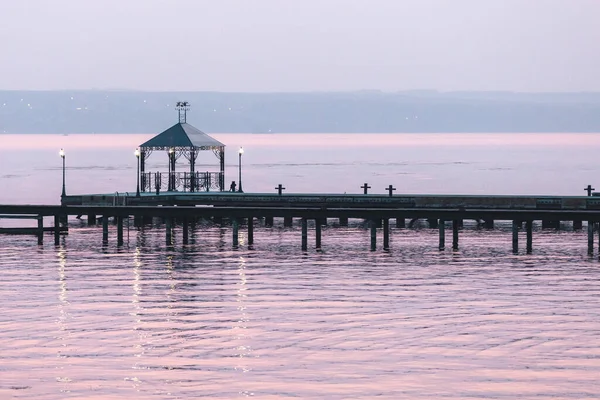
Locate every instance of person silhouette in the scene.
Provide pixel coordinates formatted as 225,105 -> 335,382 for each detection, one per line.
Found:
230,181 -> 237,192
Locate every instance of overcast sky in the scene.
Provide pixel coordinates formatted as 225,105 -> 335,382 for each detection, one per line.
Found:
0,0 -> 598,92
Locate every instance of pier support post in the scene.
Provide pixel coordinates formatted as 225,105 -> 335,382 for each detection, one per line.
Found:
396,217 -> 405,228
54,215 -> 60,245
315,220 -> 322,250
248,217 -> 254,245
102,216 -> 109,245
383,218 -> 390,250
573,220 -> 583,231
283,216 -> 293,227
265,216 -> 274,227
339,217 -> 348,227
452,220 -> 459,251
370,220 -> 377,251
117,216 -> 124,246
588,221 -> 594,255
526,220 -> 533,254
427,218 -> 438,229
232,218 -> 239,247
301,218 -> 308,251
165,217 -> 173,246
213,216 -> 223,225
439,219 -> 445,250
133,215 -> 142,228
35,216 -> 43,245
512,220 -> 519,254
182,218 -> 189,245
88,214 -> 96,226
484,219 -> 494,229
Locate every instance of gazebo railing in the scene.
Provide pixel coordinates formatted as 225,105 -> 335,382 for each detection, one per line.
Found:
142,172 -> 223,193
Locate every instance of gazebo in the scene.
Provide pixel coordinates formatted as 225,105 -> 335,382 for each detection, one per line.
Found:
138,102 -> 225,193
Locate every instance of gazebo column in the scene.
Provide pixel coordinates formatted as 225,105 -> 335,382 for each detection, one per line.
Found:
140,151 -> 146,192
170,151 -> 176,191
219,147 -> 225,192
190,149 -> 196,192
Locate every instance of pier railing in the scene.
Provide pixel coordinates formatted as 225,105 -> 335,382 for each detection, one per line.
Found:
141,172 -> 223,193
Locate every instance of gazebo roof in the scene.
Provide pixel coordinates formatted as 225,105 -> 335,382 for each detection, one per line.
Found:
140,122 -> 224,150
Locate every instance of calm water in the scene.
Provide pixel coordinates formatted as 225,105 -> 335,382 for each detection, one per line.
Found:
1,133 -> 600,399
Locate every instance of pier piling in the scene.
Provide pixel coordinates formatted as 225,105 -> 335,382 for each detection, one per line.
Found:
588,221 -> 594,255
248,217 -> 254,245
165,217 -> 173,246
370,220 -> 377,251
301,218 -> 308,251
88,214 -> 96,225
439,219 -> 445,250
232,218 -> 239,247
54,215 -> 60,245
182,218 -> 189,245
512,220 -> 519,254
526,220 -> 533,254
37,216 -> 43,245
284,216 -> 293,227
452,220 -> 459,251
102,216 -> 109,245
396,217 -> 405,228
117,216 -> 124,246
315,220 -> 322,249
339,217 -> 348,227
383,218 -> 390,250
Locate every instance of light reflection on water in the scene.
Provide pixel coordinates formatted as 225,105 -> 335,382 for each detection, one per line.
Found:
0,223 -> 599,399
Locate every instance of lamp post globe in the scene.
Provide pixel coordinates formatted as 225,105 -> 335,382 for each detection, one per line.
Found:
59,148 -> 66,198
135,148 -> 141,197
238,147 -> 244,193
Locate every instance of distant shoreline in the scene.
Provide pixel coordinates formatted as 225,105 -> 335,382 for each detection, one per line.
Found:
2,90 -> 600,134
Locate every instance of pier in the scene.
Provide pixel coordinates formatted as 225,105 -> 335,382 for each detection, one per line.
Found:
3,191 -> 600,254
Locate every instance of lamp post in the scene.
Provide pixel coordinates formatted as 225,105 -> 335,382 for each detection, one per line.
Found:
59,148 -> 66,198
238,147 -> 244,193
168,148 -> 174,191
135,148 -> 141,197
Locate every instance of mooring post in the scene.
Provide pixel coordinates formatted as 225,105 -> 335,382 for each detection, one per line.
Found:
248,217 -> 254,245
452,219 -> 459,251
301,218 -> 308,251
165,217 -> 173,246
117,216 -> 124,246
526,220 -> 533,254
439,219 -> 445,250
182,218 -> 189,245
54,214 -> 60,245
396,217 -> 406,228
37,215 -> 44,245
232,218 -> 239,247
315,220 -> 322,250
383,218 -> 390,250
512,220 -> 519,254
284,216 -> 293,227
588,221 -> 594,255
102,216 -> 109,245
370,220 -> 377,251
